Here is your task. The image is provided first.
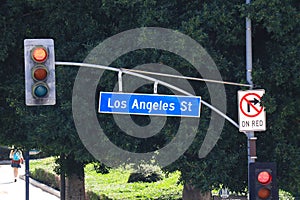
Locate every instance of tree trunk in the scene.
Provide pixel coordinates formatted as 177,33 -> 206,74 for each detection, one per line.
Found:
183,183 -> 211,200
65,160 -> 86,200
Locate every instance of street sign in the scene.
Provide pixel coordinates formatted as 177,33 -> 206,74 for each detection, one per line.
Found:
99,92 -> 201,117
238,89 -> 266,132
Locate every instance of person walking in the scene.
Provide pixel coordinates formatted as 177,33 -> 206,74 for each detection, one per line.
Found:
9,148 -> 24,182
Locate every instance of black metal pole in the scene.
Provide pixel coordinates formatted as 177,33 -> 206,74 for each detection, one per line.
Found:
60,153 -> 66,200
25,150 -> 30,200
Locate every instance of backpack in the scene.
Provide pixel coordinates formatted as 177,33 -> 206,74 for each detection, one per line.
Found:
13,151 -> 20,161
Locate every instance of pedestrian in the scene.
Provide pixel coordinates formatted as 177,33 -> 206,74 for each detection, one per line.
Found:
9,147 -> 24,182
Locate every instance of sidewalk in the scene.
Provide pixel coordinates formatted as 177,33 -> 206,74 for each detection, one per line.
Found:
0,162 -> 59,200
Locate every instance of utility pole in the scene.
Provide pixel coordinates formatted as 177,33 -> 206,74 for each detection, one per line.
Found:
245,0 -> 257,198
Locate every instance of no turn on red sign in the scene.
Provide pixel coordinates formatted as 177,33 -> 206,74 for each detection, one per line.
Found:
238,89 -> 266,132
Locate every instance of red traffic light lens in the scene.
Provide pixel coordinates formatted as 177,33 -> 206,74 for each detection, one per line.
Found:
257,187 -> 271,199
31,47 -> 48,63
32,66 -> 48,81
258,171 -> 272,185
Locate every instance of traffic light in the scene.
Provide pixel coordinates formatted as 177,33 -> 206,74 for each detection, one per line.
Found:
24,39 -> 56,106
249,162 -> 279,200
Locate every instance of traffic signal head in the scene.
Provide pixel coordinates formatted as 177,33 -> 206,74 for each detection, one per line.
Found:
249,162 -> 279,200
24,39 -> 56,106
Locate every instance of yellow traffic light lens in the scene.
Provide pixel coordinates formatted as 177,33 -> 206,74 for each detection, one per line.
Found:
258,171 -> 272,185
32,47 -> 48,63
257,187 -> 271,199
32,66 -> 48,81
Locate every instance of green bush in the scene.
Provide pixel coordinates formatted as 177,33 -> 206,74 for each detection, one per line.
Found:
86,191 -> 100,200
93,162 -> 111,174
128,164 -> 164,183
86,191 -> 116,200
279,190 -> 295,200
30,168 -> 60,190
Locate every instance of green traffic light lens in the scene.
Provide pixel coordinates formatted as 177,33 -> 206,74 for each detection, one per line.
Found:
34,85 -> 48,97
32,83 -> 49,98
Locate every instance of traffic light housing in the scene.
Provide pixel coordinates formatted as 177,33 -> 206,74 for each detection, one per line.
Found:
249,162 -> 279,200
24,39 -> 56,106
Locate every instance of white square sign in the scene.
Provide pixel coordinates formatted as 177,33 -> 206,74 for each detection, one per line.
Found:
238,89 -> 266,132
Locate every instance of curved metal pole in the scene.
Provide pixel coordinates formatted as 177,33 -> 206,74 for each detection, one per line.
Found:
55,61 -> 241,130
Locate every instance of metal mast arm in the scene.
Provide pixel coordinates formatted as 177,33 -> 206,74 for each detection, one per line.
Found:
55,61 -> 240,129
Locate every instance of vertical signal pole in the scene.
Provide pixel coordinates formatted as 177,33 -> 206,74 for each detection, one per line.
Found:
245,0 -> 257,198
25,150 -> 30,200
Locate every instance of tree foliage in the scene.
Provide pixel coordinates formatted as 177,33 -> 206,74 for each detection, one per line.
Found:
0,0 -> 299,196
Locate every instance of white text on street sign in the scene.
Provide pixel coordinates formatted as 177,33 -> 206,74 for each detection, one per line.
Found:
99,92 -> 201,117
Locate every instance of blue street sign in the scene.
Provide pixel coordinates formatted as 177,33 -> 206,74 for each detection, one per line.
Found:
99,92 -> 201,117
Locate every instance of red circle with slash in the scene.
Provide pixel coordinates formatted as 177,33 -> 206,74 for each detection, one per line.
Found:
240,93 -> 263,117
